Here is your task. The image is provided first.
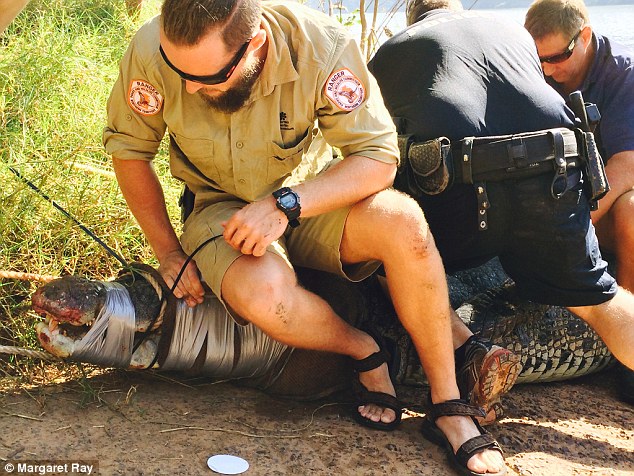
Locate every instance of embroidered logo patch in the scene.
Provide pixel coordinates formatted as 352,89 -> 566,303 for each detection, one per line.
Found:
128,79 -> 163,116
324,68 -> 365,111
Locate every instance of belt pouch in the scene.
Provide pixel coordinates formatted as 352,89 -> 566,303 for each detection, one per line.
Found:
405,137 -> 453,196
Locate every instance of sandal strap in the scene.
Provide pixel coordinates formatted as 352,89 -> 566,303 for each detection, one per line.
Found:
428,398 -> 486,422
353,385 -> 403,412
351,348 -> 389,373
455,433 -> 503,468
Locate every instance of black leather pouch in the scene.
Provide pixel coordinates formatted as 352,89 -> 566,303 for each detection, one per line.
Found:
396,135 -> 453,196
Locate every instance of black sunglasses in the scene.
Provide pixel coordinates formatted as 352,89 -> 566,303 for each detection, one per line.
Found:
539,30 -> 582,64
159,39 -> 252,85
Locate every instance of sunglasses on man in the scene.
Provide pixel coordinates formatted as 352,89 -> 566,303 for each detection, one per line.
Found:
159,39 -> 252,85
539,30 -> 582,64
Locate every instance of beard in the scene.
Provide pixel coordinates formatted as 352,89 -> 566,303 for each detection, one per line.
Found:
199,57 -> 264,113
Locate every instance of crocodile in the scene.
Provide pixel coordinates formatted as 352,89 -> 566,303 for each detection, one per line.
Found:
31,260 -> 628,400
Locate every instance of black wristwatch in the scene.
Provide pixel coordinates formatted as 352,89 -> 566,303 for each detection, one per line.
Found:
272,187 -> 301,228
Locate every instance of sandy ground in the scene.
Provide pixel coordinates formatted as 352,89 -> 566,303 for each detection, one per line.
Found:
0,365 -> 632,476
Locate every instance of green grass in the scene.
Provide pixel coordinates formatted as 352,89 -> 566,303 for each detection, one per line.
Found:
0,0 -> 182,388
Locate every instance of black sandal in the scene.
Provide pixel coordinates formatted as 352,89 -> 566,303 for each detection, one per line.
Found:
421,399 -> 506,476
350,333 -> 402,431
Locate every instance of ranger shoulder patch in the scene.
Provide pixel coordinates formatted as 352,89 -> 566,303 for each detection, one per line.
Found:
128,79 -> 163,116
324,68 -> 365,111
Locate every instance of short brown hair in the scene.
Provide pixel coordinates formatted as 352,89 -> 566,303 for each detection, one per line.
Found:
525,0 -> 589,40
161,0 -> 261,49
405,0 -> 463,26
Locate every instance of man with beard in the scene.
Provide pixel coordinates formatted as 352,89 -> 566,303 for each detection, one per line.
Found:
104,1 -> 508,473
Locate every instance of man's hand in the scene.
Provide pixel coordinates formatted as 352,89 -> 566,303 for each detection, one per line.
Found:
158,249 -> 205,307
222,196 -> 289,256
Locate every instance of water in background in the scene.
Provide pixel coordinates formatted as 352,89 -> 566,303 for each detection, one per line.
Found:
483,5 -> 634,50
357,5 -> 634,52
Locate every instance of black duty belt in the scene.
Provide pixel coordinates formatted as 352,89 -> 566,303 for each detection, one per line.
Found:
398,128 -> 583,231
447,128 -> 580,185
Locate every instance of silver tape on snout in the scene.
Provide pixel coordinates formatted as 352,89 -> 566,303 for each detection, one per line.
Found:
71,282 -> 136,367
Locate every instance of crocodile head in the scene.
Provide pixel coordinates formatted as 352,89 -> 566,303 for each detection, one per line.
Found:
32,276 -> 107,358
32,276 -> 107,326
32,274 -> 161,365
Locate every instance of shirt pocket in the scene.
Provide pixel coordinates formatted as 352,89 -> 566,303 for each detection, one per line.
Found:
170,133 -> 221,185
266,128 -> 313,184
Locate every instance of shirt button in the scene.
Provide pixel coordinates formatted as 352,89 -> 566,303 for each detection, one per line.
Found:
125,114 -> 132,121
236,141 -> 244,149
238,179 -> 246,184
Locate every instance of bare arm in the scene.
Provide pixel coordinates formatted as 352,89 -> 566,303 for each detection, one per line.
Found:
0,0 -> 29,35
222,155 -> 396,256
294,154 -> 396,217
112,158 -> 204,306
591,150 -> 634,222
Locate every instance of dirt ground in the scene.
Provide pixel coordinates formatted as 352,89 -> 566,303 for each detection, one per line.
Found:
0,364 -> 632,476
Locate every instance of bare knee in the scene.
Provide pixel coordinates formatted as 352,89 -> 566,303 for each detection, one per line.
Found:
222,256 -> 298,322
369,190 -> 437,261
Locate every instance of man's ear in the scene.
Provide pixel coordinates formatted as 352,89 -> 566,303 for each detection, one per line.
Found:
580,25 -> 593,49
250,26 -> 267,51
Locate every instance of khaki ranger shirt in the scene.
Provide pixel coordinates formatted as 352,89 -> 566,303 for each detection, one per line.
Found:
103,2 -> 399,205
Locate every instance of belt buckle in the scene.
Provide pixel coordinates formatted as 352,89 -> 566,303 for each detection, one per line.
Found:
506,138 -> 528,169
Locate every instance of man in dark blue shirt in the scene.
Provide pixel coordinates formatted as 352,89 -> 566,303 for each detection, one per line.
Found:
370,0 -> 634,472
525,0 -> 634,294
525,0 -> 634,407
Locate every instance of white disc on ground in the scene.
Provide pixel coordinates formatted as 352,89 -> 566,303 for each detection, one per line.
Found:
207,454 -> 249,474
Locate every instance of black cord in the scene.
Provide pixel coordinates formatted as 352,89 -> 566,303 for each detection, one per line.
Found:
168,233 -> 223,293
7,160 -> 225,364
132,233 -> 223,363
6,165 -> 129,268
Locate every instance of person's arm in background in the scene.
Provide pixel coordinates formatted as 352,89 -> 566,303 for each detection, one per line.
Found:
0,0 -> 29,35
591,150 -> 634,222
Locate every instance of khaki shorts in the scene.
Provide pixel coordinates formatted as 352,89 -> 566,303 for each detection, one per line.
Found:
180,199 -> 381,307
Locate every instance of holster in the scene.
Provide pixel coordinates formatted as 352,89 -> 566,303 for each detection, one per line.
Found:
179,185 -> 195,223
396,135 -> 453,197
575,129 -> 609,209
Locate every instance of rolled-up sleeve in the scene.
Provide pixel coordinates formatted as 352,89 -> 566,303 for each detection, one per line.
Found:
103,19 -> 167,161
316,33 -> 399,166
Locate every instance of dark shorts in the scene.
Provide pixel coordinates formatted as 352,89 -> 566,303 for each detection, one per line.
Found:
421,170 -> 617,307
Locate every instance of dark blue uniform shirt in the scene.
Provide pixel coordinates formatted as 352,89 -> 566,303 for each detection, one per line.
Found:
549,34 -> 634,162
369,9 -> 616,306
369,9 -> 575,266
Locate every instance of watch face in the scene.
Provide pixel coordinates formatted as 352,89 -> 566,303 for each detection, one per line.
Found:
279,193 -> 298,209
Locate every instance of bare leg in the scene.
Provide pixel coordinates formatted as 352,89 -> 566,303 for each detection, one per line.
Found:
341,189 -> 504,474
569,286 -> 634,370
0,0 -> 29,35
221,252 -> 397,425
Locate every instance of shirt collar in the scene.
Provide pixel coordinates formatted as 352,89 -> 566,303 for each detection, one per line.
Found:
251,10 -> 300,100
581,32 -> 604,91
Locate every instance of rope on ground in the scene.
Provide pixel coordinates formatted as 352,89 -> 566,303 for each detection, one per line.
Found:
0,270 -> 58,282
0,345 -> 60,361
